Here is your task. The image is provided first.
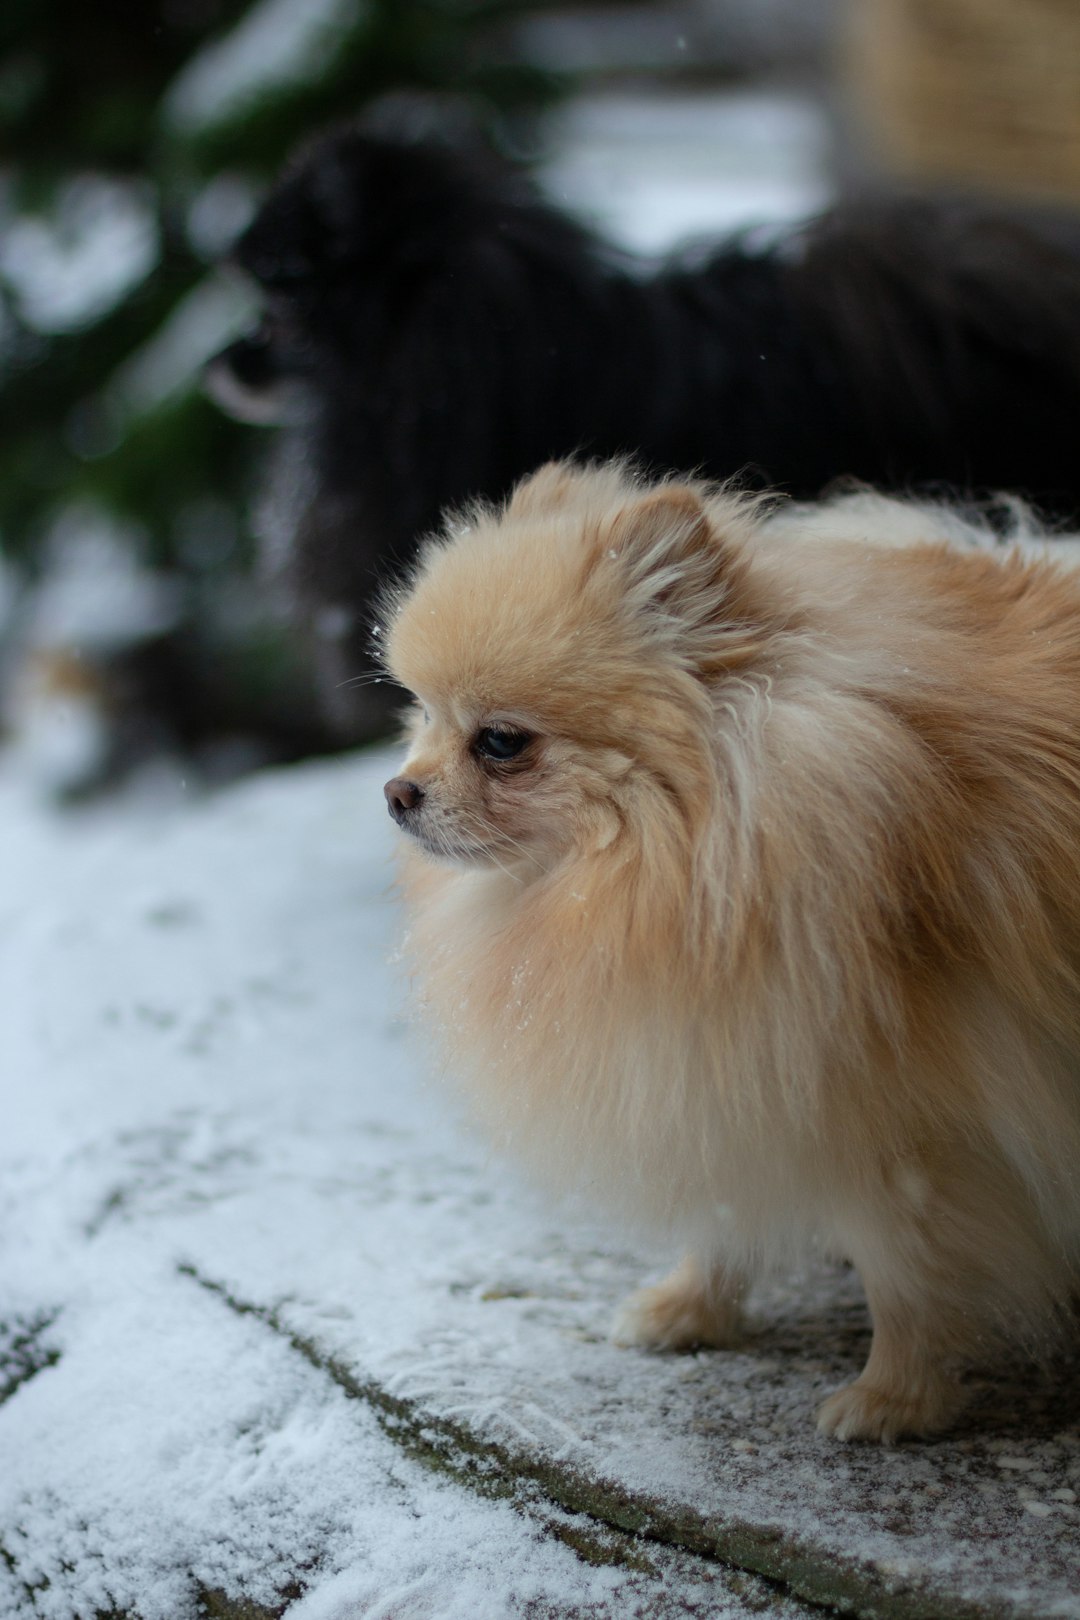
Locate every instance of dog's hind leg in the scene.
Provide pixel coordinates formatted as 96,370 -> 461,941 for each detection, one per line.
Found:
816,1146 -> 1058,1442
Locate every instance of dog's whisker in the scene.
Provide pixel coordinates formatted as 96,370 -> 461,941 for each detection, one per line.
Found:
335,671 -> 397,691
489,829 -> 544,872
449,821 -> 526,881
484,847 -> 525,885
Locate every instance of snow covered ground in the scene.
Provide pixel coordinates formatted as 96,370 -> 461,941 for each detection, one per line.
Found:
0,747 -> 796,1620
2,746 -> 1078,1620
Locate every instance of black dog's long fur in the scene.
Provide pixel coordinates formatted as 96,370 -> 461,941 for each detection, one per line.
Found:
207,125 -> 1080,736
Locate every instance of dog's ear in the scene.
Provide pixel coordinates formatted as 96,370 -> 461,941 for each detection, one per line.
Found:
505,461 -> 593,519
604,486 -> 726,624
602,486 -> 764,670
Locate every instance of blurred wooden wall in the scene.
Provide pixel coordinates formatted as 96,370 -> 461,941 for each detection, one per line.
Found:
845,0 -> 1080,203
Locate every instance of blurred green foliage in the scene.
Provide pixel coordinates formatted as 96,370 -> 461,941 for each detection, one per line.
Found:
0,0 -> 567,578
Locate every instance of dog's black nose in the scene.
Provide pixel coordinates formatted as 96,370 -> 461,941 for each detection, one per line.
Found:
384,777 -> 425,822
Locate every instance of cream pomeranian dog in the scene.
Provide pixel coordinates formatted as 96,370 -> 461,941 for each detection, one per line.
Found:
381,460 -> 1080,1443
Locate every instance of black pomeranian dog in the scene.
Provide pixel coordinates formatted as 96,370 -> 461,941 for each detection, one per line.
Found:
206,124 -> 1080,737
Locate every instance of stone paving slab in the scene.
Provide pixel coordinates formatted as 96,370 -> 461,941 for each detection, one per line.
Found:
179,1207 -> 1080,1620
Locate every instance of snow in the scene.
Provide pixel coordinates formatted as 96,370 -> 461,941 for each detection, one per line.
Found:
0,751 -> 806,1619
161,0 -> 366,136
2,748 -> 1078,1619
512,0 -> 831,80
186,175 -> 260,263
0,178 -> 159,337
111,275 -> 260,416
539,91 -> 832,252
20,511 -> 181,651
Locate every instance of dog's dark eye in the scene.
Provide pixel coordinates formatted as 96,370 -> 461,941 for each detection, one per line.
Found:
474,727 -> 533,763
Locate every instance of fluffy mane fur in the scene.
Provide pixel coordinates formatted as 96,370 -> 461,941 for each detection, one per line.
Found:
207,123 -> 1080,737
384,461 -> 1080,1442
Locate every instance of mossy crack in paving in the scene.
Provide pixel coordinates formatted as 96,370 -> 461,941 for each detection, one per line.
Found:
180,1262 -> 1033,1620
179,1264 -> 822,1618
0,1313 -> 61,1409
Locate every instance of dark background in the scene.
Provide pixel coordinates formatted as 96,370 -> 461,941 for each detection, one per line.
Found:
2,0 -> 1075,797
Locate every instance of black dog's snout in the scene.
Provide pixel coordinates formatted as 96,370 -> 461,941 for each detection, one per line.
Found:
384,777 -> 425,823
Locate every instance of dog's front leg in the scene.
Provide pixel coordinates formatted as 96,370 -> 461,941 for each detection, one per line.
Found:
612,1251 -> 748,1351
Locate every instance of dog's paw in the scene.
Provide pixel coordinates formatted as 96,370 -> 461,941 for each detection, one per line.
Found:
816,1376 -> 961,1444
612,1268 -> 742,1352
